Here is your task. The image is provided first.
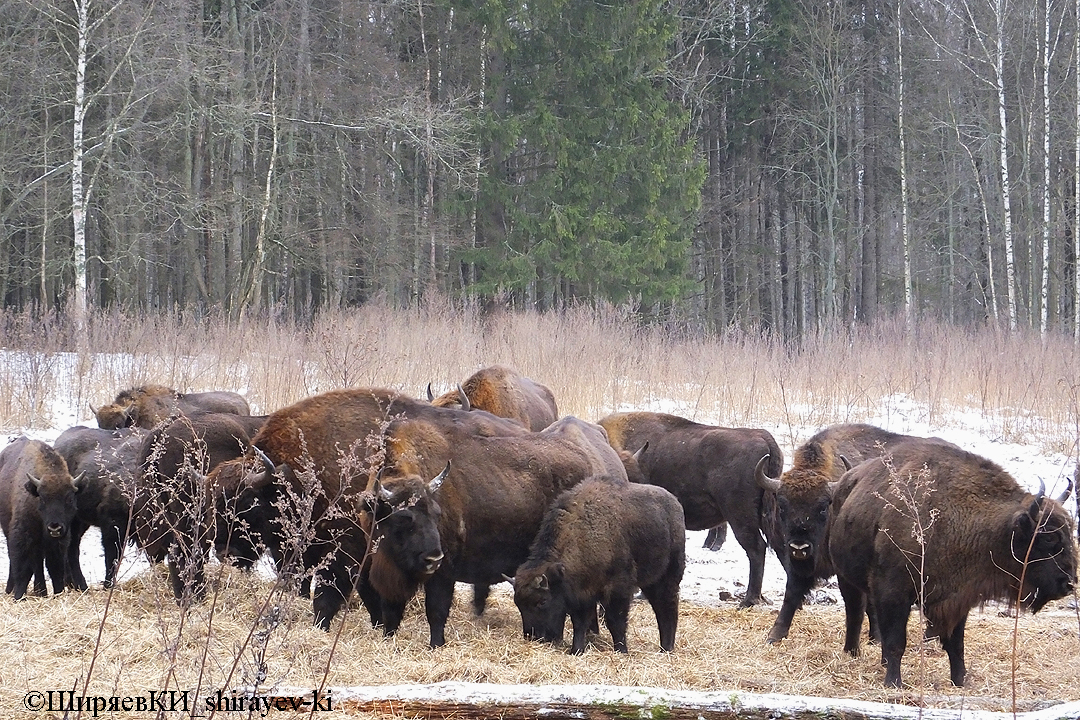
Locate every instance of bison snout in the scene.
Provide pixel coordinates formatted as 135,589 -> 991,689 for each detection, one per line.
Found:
789,542 -> 811,561
423,552 -> 444,574
47,523 -> 65,538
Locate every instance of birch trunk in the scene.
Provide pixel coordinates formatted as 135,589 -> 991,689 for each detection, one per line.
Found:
995,0 -> 1018,330
898,0 -> 912,322
71,0 -> 90,334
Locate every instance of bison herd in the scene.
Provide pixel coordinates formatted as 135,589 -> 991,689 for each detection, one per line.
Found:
0,367 -> 1076,689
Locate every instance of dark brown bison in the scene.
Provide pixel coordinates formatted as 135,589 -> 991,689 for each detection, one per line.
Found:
372,414 -> 629,647
429,365 -> 558,431
53,426 -> 144,588
754,423 -> 916,643
207,387 -> 530,630
513,478 -> 685,654
94,384 -> 250,430
133,413 -> 266,601
598,411 -> 782,606
829,437 -> 1077,687
0,437 -> 82,599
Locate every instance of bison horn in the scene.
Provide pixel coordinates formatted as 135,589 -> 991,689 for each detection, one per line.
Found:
1057,477 -> 1073,504
456,384 -> 471,412
253,446 -> 276,475
502,573 -> 515,587
632,442 -> 649,462
839,454 -> 852,471
71,471 -> 85,492
23,473 -> 43,496
426,382 -> 435,401
88,402 -> 98,417
429,461 -> 451,493
1037,479 -> 1046,498
754,455 -> 782,493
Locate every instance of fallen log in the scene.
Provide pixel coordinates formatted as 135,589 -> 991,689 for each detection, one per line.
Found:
291,682 -> 1080,720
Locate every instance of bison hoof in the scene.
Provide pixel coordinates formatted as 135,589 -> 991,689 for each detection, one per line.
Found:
766,629 -> 787,644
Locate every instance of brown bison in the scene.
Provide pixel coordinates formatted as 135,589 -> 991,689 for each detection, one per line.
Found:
0,437 -> 82,599
828,437 -> 1077,687
133,413 -> 266,601
53,426 -> 144,588
372,414 -> 629,647
598,411 -> 782,606
207,387 -> 530,630
754,423 -> 916,643
513,478 -> 685,654
429,365 -> 558,431
94,384 -> 250,430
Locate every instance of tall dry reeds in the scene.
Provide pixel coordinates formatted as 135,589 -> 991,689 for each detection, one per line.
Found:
0,304 -> 1075,455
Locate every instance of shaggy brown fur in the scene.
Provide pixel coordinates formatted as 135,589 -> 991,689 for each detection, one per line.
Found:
213,387 -> 529,631
376,413 -> 628,648
94,385 -> 250,430
0,437 -> 80,599
513,479 -> 685,654
829,436 -> 1077,687
431,365 -> 558,431
598,411 -> 782,606
133,413 -> 266,602
757,423 -> 916,644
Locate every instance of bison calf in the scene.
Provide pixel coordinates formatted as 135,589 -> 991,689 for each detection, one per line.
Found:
513,479 -> 685,654
0,437 -> 82,599
829,438 -> 1077,687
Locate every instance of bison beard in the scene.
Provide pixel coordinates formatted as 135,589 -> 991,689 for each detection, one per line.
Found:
828,438 -> 1077,687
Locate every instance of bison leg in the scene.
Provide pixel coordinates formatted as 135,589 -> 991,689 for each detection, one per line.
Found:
424,571 -> 456,649
65,521 -> 90,591
836,575 -> 866,657
44,538 -> 71,595
602,595 -> 633,653
874,599 -> 911,688
471,583 -> 490,616
730,520 -> 768,606
703,523 -> 728,551
11,552 -> 41,600
100,523 -> 126,588
768,570 -> 815,644
938,613 -> 968,687
641,585 -> 680,652
568,601 -> 598,655
311,564 -> 353,631
354,566 -> 385,628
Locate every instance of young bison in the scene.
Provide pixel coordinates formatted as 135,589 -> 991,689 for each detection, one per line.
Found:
513,478 -> 685,654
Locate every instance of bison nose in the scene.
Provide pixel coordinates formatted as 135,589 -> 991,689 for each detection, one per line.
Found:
789,542 -> 811,560
423,552 -> 444,574
47,523 -> 65,538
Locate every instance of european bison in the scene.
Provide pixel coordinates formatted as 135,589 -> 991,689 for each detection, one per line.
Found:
754,423 -> 915,643
373,414 -> 629,647
133,413 -> 266,601
0,437 -> 82,599
94,384 -> 250,430
429,365 -> 558,431
598,411 -> 782,606
207,387 -> 530,630
829,437 -> 1077,687
513,478 -> 685,654
53,426 -> 144,588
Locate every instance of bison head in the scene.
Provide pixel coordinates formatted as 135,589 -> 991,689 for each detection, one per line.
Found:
24,471 -> 82,539
1011,494 -> 1077,612
95,403 -> 134,430
363,463 -> 448,603
757,453 -> 838,573
512,563 -> 567,644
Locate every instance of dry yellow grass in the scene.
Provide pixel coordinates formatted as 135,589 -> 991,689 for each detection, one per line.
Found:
0,563 -> 1076,719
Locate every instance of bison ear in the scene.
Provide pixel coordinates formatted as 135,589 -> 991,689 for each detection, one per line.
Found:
23,474 -> 41,497
1012,499 -> 1042,543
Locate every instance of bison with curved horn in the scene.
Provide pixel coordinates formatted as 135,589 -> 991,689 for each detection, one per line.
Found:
94,384 -> 250,430
828,437 -> 1077,687
428,365 -> 558,431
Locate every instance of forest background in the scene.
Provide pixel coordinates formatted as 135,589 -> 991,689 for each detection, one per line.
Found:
3,0 -> 1080,338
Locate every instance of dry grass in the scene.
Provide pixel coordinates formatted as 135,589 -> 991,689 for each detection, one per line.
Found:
0,564 -> 1076,718
0,305 -> 1078,716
